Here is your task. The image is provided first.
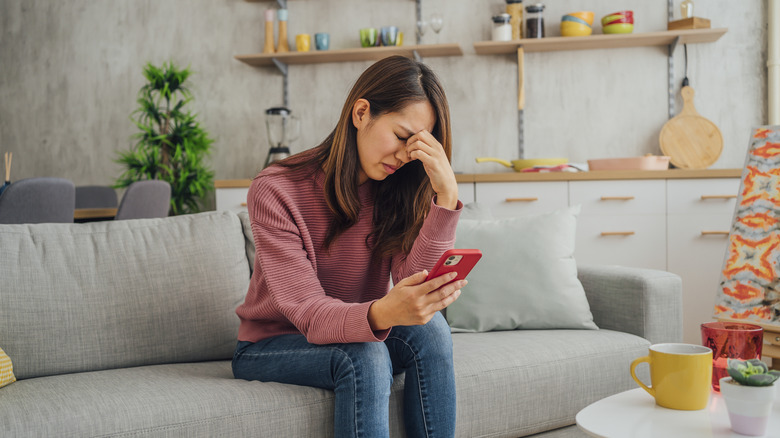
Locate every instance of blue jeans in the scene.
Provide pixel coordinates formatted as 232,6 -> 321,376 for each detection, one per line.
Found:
232,312 -> 456,438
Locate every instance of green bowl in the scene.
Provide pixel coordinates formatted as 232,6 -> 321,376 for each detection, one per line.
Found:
603,23 -> 634,34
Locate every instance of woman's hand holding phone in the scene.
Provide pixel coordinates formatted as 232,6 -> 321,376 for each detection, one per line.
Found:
367,270 -> 466,331
368,249 -> 481,331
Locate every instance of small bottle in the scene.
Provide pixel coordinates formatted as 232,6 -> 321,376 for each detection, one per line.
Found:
525,3 -> 545,39
263,9 -> 275,54
680,0 -> 694,19
505,0 -> 524,40
276,9 -> 290,53
492,14 -> 512,42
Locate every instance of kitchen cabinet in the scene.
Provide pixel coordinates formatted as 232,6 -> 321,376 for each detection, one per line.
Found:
570,180 -> 666,270
666,178 -> 741,344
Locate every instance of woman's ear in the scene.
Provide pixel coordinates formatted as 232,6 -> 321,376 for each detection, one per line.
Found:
351,99 -> 370,130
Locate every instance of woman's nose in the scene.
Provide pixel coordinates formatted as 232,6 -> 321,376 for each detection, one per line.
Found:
395,145 -> 411,164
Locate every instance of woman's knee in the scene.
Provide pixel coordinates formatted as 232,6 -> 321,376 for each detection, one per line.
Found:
331,342 -> 394,388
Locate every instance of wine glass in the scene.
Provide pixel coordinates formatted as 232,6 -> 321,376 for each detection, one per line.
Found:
430,13 -> 444,34
417,18 -> 428,39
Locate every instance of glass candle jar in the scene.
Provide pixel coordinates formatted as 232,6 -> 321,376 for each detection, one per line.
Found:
492,13 -> 512,41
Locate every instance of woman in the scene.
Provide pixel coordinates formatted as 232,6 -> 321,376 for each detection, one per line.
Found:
233,56 -> 465,438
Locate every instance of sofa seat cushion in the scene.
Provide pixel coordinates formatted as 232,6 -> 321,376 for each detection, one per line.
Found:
0,329 -> 649,438
0,361 -> 342,438
452,329 -> 650,438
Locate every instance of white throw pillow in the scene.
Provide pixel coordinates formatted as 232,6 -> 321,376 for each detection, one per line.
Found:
446,205 -> 598,332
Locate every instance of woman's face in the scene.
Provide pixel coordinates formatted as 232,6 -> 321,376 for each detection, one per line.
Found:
353,99 -> 436,184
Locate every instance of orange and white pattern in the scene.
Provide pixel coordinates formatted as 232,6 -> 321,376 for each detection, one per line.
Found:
715,126 -> 780,325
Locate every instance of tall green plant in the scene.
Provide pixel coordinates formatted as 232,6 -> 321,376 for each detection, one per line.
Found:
115,61 -> 214,215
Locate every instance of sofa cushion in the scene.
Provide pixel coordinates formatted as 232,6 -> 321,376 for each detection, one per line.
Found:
0,211 -> 250,380
447,206 -> 598,332
452,329 -> 649,437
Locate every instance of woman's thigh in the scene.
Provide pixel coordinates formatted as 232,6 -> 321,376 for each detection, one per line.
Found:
232,334 -> 394,391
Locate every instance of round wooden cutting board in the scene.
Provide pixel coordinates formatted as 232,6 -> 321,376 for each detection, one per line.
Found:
659,86 -> 723,169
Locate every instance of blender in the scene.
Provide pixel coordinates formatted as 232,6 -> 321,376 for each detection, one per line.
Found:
264,107 -> 300,168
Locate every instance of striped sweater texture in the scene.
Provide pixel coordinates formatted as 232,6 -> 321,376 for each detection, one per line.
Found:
236,164 -> 462,345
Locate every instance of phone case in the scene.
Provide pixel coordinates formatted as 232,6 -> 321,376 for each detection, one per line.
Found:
425,249 -> 482,283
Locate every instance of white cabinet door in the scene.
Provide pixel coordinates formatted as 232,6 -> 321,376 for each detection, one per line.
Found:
570,180 -> 666,269
216,188 -> 249,213
474,181 -> 568,218
667,178 -> 740,344
458,182 -> 475,204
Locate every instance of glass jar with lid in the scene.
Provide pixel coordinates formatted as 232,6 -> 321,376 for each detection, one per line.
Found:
505,0 -> 524,39
525,3 -> 545,38
492,13 -> 512,41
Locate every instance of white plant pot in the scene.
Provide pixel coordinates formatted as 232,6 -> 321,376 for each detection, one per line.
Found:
719,376 -> 776,436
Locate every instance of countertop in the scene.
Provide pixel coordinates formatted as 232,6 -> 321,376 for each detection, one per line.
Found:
215,169 -> 742,188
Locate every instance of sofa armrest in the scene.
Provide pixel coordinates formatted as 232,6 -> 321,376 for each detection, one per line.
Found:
577,265 -> 683,345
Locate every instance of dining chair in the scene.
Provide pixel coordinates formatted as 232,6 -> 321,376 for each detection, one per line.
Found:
114,180 -> 171,220
75,185 -> 118,209
0,177 -> 76,224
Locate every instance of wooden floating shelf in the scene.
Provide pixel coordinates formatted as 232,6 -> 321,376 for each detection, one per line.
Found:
473,28 -> 727,55
235,43 -> 463,67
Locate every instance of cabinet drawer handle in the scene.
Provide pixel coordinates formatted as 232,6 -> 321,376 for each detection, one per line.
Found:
505,197 -> 539,202
600,231 -> 635,236
701,195 -> 737,200
701,230 -> 730,236
600,196 -> 635,201
240,202 -> 247,207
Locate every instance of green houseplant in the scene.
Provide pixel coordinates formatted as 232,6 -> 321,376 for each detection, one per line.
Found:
115,61 -> 214,215
720,358 -> 779,436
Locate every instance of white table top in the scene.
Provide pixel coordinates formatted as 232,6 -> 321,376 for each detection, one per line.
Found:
576,388 -> 780,438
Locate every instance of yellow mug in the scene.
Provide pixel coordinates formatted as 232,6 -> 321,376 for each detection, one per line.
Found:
295,34 -> 311,52
630,343 -> 712,410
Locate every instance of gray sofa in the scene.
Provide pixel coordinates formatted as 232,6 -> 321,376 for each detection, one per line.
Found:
0,210 -> 681,437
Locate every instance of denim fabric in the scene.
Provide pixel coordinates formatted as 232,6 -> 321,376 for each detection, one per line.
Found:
232,312 -> 456,438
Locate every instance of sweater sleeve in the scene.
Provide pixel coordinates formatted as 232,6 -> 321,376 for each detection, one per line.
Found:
248,178 -> 390,344
390,197 -> 463,284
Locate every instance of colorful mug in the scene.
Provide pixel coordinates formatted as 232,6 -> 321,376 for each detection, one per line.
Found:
630,343 -> 712,410
295,34 -> 311,52
314,33 -> 330,51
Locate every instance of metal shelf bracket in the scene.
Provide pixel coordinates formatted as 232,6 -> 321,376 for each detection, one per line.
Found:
271,58 -> 290,108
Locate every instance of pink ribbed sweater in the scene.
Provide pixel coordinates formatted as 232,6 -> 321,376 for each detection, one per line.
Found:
236,164 -> 462,345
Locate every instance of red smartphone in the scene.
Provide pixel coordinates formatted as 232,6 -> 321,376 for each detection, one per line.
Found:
425,249 -> 482,284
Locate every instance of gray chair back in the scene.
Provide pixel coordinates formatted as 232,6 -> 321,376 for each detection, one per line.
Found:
0,177 -> 76,224
75,185 -> 118,209
115,180 -> 171,220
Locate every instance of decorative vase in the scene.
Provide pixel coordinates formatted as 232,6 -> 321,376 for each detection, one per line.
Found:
719,376 -> 775,436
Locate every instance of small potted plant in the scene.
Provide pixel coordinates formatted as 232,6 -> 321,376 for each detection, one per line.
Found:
719,358 -> 780,436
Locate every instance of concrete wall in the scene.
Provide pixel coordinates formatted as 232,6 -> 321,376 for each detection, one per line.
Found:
0,0 -> 766,201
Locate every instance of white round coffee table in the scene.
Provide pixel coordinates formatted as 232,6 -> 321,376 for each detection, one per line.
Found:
576,387 -> 780,437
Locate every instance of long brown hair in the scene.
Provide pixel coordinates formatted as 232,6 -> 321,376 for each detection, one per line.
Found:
269,55 -> 452,260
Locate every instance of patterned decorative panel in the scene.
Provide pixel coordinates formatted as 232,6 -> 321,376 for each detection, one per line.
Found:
715,126 -> 780,328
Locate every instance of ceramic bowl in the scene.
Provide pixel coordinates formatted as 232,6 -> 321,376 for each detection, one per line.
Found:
561,15 -> 592,27
561,21 -> 593,37
603,22 -> 634,34
603,16 -> 634,26
567,11 -> 595,26
601,11 -> 633,25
